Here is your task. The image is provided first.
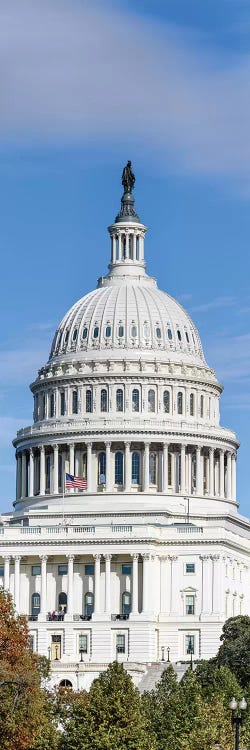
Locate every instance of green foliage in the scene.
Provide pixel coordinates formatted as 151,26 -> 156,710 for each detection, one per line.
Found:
216,615 -> 250,688
60,661 -> 155,750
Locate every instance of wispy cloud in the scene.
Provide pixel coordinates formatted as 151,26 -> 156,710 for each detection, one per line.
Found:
206,332 -> 250,381
27,322 -> 55,333
1,0 -> 250,181
0,348 -> 48,384
190,296 -> 236,313
177,293 -> 193,302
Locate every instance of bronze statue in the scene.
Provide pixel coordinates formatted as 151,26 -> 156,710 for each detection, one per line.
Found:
122,160 -> 135,193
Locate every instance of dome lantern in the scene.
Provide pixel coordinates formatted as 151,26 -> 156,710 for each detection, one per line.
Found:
108,161 -> 147,274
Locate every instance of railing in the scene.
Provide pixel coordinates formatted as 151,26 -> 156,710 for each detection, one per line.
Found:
28,615 -> 38,621
73,614 -> 92,621
47,613 -> 65,621
112,525 -> 132,533
111,613 -> 129,621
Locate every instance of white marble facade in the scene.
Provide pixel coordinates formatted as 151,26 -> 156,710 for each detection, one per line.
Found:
1,167 -> 250,690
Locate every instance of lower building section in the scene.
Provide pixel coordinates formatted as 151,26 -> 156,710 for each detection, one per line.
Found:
29,618 -> 223,690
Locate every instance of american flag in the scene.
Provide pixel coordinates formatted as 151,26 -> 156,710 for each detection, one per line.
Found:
65,473 -> 87,490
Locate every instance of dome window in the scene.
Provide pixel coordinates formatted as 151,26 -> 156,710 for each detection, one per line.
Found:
185,331 -> 190,343
131,325 -> 137,338
177,330 -> 182,341
115,451 -> 124,485
200,394 -> 204,418
118,325 -> 124,338
190,393 -> 194,416
177,391 -> 183,415
98,452 -> 106,485
143,323 -> 150,338
106,325 -> 111,338
65,330 -> 69,345
156,327 -> 161,339
72,390 -> 78,415
167,328 -> 172,340
101,388 -> 108,412
93,326 -> 99,339
72,328 -> 78,342
132,388 -> 139,412
163,390 -> 170,414
86,389 -> 92,413
132,452 -> 140,484
148,389 -> 155,413
82,327 -> 88,339
116,388 -> 124,412
149,452 -> 157,484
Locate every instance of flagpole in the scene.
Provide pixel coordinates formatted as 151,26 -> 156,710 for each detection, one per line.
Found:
62,472 -> 65,523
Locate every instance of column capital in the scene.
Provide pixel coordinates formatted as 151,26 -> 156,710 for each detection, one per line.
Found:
209,445 -> 215,453
199,554 -> 211,561
86,441 -> 92,448
132,553 -> 139,560
66,553 -> 75,561
124,441 -> 131,448
40,554 -> 48,562
53,443 -> 59,451
40,444 -> 45,453
29,447 -> 34,456
3,555 -> 11,562
93,553 -> 101,561
104,553 -> 112,561
14,555 -> 21,562
211,554 -> 220,562
168,554 -> 178,562
105,441 -> 111,449
142,552 -> 151,561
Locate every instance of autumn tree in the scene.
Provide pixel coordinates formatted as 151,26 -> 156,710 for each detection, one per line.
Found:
0,588 -> 55,750
216,615 -> 250,688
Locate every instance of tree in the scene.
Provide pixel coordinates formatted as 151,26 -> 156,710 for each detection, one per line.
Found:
0,588 -> 54,750
60,661 -> 155,750
216,616 -> 250,688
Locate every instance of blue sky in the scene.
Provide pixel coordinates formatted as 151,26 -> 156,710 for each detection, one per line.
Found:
0,0 -> 250,516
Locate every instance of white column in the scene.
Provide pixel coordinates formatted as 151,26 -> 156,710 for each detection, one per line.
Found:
16,453 -> 22,500
112,235 -> 116,264
14,556 -> 21,612
40,445 -> 45,495
69,443 -> 75,475
219,449 -> 225,498
53,444 -> 59,494
105,442 -> 112,492
212,555 -> 221,614
131,554 -> 139,615
87,442 -> 92,492
66,554 -> 74,618
226,452 -> 232,499
196,446 -> 201,495
104,554 -> 111,614
159,555 -> 169,614
143,443 -> 150,492
132,232 -> 136,260
29,449 -> 34,497
232,453 -> 236,502
94,554 -> 101,615
200,555 -> 212,615
118,234 -> 122,261
40,555 -> 48,617
169,556 -> 179,615
21,452 -> 27,498
180,444 -> 186,494
3,556 -> 10,590
163,443 -> 169,493
209,447 -> 214,497
142,553 -> 150,613
125,442 -> 131,492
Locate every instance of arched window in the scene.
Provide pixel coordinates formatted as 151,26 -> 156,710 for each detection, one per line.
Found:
143,322 -> 150,338
118,325 -> 124,338
31,593 -> 40,617
132,452 -> 140,484
167,328 -> 173,340
185,331 -> 190,343
42,393 -> 46,419
86,389 -> 92,413
148,389 -> 155,412
72,390 -> 78,414
116,388 -> 124,412
129,235 -> 133,259
49,393 -> 54,418
82,327 -> 88,339
122,591 -> 131,616
59,679 -> 72,688
106,325 -> 111,338
98,452 -> 106,485
58,592 -> 67,613
60,391 -> 65,416
101,388 -> 108,412
177,330 -> 182,341
131,325 -> 137,338
132,388 -> 139,412
115,451 -> 124,485
163,390 -> 170,413
190,393 -> 194,416
200,395 -> 204,418
136,236 -> 140,260
177,392 -> 183,415
45,454 -> 50,492
93,326 -> 99,339
72,327 -> 78,342
149,452 -> 157,484
85,591 -> 94,617
156,327 -> 161,339
65,330 -> 69,345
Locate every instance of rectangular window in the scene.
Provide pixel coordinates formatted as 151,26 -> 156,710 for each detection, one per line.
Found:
32,565 -> 41,576
186,563 -> 195,574
116,634 -> 125,654
185,595 -> 195,615
79,634 -> 88,653
185,634 -> 195,655
72,390 -> 78,414
0,566 -> 4,577
85,564 -> 94,575
122,564 -> 131,575
58,564 -> 68,576
60,392 -> 65,416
